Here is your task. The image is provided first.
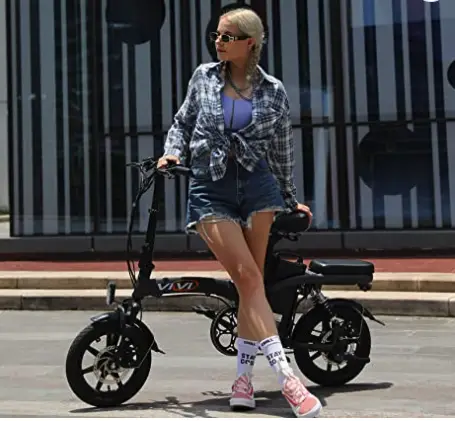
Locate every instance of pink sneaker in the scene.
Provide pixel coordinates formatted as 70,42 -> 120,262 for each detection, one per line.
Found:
282,374 -> 322,418
229,373 -> 255,410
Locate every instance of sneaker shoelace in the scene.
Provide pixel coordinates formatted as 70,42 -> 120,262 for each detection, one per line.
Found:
283,376 -> 309,404
232,375 -> 251,394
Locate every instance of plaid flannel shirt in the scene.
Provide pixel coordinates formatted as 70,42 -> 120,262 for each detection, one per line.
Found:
164,61 -> 299,209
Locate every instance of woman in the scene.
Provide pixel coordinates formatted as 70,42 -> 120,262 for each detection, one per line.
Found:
158,7 -> 322,418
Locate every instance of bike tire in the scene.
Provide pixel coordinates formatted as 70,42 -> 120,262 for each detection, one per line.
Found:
292,303 -> 371,387
65,322 -> 151,408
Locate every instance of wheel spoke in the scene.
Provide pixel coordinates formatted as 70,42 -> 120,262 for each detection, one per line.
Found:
310,351 -> 322,361
82,365 -> 94,375
326,362 -> 333,372
95,380 -> 103,391
111,372 -> 123,388
86,346 -> 98,357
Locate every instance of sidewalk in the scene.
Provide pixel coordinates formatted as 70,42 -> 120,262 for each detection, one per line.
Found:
0,257 -> 453,316
0,256 -> 454,272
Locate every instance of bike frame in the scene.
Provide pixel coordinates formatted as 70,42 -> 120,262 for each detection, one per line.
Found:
122,165 -> 238,308
88,156 -> 385,368
127,163 -> 373,301
63,155 -> 390,415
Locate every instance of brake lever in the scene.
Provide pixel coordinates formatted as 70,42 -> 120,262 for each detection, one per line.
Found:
156,163 -> 193,179
157,166 -> 178,179
156,166 -> 169,176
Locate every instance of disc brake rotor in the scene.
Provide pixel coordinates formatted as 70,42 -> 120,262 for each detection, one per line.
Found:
93,345 -> 130,385
319,319 -> 356,365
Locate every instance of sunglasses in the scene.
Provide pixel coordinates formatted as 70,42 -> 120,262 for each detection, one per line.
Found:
209,31 -> 250,43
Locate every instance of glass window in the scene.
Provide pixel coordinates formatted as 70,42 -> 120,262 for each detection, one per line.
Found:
342,0 -> 455,229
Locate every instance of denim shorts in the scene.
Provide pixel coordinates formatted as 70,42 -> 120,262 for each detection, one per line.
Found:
186,157 -> 285,234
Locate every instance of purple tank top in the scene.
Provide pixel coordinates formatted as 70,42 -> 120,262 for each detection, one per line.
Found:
221,92 -> 252,131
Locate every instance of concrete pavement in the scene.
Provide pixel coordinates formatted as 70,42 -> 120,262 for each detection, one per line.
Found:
1,256 -> 454,272
0,252 -> 454,316
0,311 -> 454,417
1,270 -> 455,316
2,270 -> 455,291
1,288 -> 455,317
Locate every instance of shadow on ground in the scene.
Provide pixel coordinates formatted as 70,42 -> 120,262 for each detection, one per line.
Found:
70,382 -> 393,418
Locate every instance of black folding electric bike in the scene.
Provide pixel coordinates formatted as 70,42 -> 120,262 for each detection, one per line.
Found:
65,156 -> 385,408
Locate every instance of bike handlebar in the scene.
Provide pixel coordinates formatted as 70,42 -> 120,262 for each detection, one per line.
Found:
158,163 -> 193,178
127,157 -> 193,178
124,156 -> 193,290
124,156 -> 308,294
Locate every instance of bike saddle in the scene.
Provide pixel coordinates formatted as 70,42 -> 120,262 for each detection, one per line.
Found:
271,211 -> 310,234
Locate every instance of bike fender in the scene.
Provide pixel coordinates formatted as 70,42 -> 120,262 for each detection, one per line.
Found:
90,311 -> 120,325
90,312 -> 165,354
134,319 -> 165,354
326,298 -> 385,326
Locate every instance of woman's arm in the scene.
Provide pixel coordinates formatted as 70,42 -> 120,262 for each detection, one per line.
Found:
163,66 -> 202,163
267,92 -> 299,210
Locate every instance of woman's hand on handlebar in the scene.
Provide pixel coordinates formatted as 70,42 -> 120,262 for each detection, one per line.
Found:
157,155 -> 180,169
156,155 -> 192,177
296,202 -> 313,226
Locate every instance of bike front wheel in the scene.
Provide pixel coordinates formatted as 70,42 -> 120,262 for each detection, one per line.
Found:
65,322 -> 152,407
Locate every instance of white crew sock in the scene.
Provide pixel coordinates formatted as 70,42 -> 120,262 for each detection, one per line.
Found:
259,335 -> 294,386
236,338 -> 258,377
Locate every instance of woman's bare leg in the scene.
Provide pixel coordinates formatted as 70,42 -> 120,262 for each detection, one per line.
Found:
197,217 -> 276,340
239,211 -> 276,340
197,216 -> 322,417
197,216 -> 276,410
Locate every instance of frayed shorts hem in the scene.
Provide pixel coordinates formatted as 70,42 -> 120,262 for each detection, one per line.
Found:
185,205 -> 285,235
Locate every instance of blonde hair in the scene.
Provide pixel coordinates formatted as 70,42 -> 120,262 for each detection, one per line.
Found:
221,8 -> 264,84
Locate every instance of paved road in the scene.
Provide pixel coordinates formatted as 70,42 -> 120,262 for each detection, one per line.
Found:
0,311 -> 454,418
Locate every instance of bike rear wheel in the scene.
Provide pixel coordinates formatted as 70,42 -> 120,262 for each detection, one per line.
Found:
65,323 -> 151,407
292,303 -> 371,387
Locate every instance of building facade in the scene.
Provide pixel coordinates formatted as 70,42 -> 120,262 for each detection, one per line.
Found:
5,0 -> 455,245
0,0 -> 8,213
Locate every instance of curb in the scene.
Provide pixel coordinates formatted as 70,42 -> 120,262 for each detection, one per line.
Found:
0,289 -> 454,317
1,271 -> 455,292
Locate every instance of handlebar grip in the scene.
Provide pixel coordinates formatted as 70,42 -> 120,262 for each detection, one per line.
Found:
159,164 -> 193,177
172,165 -> 192,176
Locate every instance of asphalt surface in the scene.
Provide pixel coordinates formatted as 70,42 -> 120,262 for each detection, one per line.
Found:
0,311 -> 454,418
